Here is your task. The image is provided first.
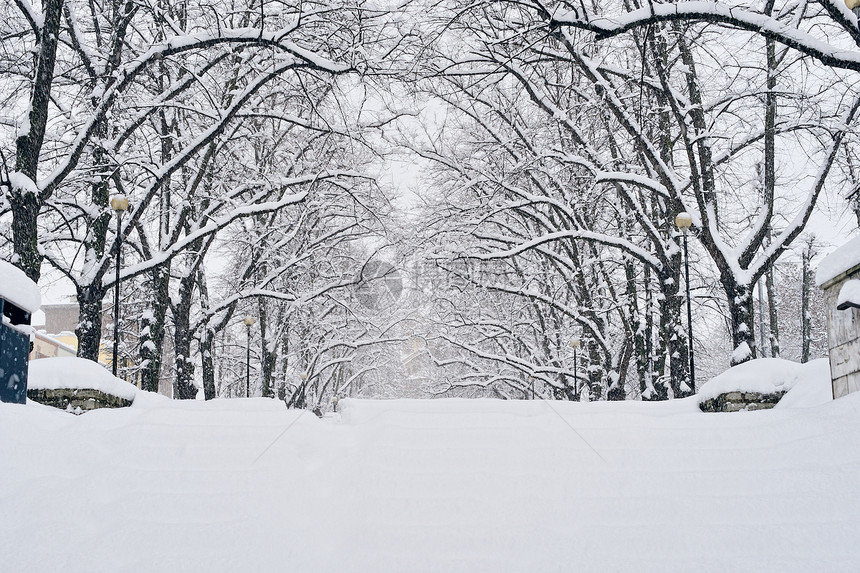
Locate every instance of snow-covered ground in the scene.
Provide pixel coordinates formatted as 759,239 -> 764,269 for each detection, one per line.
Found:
2,368 -> 859,572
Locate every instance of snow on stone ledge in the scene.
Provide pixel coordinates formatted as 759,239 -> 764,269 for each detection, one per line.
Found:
28,357 -> 137,401
816,235 -> 860,287
837,279 -> 860,309
0,260 -> 41,314
698,358 -> 825,403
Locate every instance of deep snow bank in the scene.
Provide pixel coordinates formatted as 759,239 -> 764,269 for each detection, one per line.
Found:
1,382 -> 859,572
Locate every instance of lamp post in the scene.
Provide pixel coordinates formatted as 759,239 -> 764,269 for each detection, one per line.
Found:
110,195 -> 129,377
243,316 -> 255,397
569,337 -> 580,397
675,212 -> 695,394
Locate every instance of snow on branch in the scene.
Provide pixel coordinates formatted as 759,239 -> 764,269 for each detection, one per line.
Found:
38,26 -> 353,200
471,229 -> 663,270
595,172 -> 670,199
103,171 -> 359,288
550,1 -> 860,73
13,0 -> 42,34
438,334 -> 564,391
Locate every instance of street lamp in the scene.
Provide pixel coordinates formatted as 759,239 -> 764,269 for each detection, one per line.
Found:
675,212 -> 695,394
243,316 -> 255,397
110,194 -> 129,377
569,337 -> 581,397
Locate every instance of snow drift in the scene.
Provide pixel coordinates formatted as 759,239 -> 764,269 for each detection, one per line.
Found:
1,367 -> 858,572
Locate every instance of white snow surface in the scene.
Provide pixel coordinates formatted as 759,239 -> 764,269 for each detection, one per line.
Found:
838,279 -> 860,308
816,234 -> 860,286
776,366 -> 835,409
28,357 -> 138,400
2,370 -> 860,572
0,259 -> 41,314
698,357 -> 829,401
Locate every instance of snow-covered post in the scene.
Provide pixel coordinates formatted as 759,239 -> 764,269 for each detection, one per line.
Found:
0,261 -> 41,403
110,195 -> 129,377
675,213 -> 696,393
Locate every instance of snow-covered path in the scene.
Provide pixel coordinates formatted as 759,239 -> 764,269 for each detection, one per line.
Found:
2,390 -> 859,572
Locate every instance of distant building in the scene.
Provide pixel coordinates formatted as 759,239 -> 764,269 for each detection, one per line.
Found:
39,303 -> 111,335
34,303 -> 112,366
817,236 -> 860,399
30,331 -> 77,360
41,303 -> 82,334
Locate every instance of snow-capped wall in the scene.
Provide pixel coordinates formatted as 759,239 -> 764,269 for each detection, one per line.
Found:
816,235 -> 860,287
27,357 -> 137,413
697,358 -> 829,412
0,260 -> 41,315
818,237 -> 860,399
28,357 -> 137,400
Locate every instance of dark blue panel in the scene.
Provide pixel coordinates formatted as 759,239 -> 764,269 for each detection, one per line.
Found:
0,323 -> 29,404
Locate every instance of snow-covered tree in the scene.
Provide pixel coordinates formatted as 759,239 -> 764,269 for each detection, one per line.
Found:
534,0 -> 860,363
411,0 -> 859,401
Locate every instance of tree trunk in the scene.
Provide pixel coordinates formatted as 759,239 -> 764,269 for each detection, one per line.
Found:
764,18 -> 780,359
197,271 -> 218,400
725,278 -> 756,364
606,341 -> 629,401
172,275 -> 196,399
585,342 -> 604,401
766,264 -> 780,358
172,288 -> 197,400
11,0 -> 65,282
645,264 -> 659,399
140,267 -> 170,393
278,322 -> 290,401
258,299 -> 277,398
801,240 -> 814,363
648,254 -> 690,400
140,95 -> 175,394
757,278 -> 768,358
660,298 -> 688,398
76,285 -> 106,361
652,309 -> 670,402
74,131 -> 113,364
626,259 -> 650,400
200,327 -> 217,400
9,192 -> 42,283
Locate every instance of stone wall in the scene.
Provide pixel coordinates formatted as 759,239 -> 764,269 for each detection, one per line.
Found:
27,388 -> 133,414
699,391 -> 786,413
